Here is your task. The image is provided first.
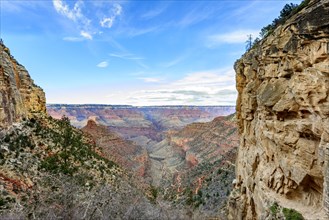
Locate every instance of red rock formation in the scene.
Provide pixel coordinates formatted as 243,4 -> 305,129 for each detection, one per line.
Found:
148,115 -> 239,186
81,120 -> 149,177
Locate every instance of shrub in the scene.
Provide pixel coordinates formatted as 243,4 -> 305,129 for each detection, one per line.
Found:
259,1 -> 310,39
0,197 -> 5,207
270,202 -> 278,215
149,185 -> 158,203
282,208 -> 304,220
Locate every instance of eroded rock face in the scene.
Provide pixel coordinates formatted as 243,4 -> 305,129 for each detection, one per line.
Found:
229,0 -> 329,219
0,42 -> 46,128
81,120 -> 149,178
149,115 -> 239,186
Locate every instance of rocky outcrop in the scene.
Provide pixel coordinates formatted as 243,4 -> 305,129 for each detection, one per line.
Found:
81,120 -> 149,177
148,115 -> 239,218
229,0 -> 329,219
0,42 -> 46,128
148,115 -> 239,186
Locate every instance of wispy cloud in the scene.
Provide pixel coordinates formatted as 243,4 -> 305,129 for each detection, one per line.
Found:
53,0 -> 84,22
207,29 -> 259,47
52,0 -> 123,41
97,61 -> 108,68
63,36 -> 84,42
100,3 -> 122,28
138,77 -> 162,83
106,39 -> 149,69
109,68 -> 237,106
161,55 -> 186,68
53,0 -> 92,39
1,1 -> 48,12
109,53 -> 144,60
124,26 -> 160,37
80,30 -> 92,40
109,52 -> 148,69
176,4 -> 222,28
141,4 -> 168,19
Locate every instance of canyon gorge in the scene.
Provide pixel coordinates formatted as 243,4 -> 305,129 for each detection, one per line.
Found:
0,40 -> 239,218
1,0 -> 329,219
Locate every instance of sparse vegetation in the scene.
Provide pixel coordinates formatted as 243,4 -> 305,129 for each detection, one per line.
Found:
282,207 -> 304,220
39,116 -> 116,175
0,197 -> 6,207
268,202 -> 304,220
270,202 -> 279,215
149,185 -> 159,204
246,0 -> 311,51
260,3 -> 299,38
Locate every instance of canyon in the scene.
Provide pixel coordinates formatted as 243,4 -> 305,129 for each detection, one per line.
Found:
47,104 -> 238,192
2,0 -> 328,219
47,104 -> 235,142
0,40 -> 239,219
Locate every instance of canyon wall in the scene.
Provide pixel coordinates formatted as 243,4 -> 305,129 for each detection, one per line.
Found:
0,42 -> 46,128
229,0 -> 329,219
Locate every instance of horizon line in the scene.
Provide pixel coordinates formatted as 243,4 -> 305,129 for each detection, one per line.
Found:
46,103 -> 236,107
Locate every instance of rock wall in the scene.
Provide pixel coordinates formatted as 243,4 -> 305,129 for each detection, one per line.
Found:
229,0 -> 329,219
0,42 -> 46,128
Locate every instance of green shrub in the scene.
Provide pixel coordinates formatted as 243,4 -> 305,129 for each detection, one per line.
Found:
270,202 -> 278,215
149,185 -> 158,203
282,208 -> 304,220
39,116 -> 117,176
40,155 -> 60,172
0,197 -> 5,207
259,1 -> 309,39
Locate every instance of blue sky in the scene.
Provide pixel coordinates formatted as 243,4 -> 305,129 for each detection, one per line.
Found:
1,0 -> 301,106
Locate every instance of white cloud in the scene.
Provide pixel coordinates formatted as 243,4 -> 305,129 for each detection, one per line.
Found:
53,0 -> 93,40
161,55 -> 186,68
100,3 -> 122,28
106,68 -> 237,106
113,3 -> 122,15
53,0 -> 123,40
109,52 -> 148,69
53,0 -> 83,22
97,61 -> 108,68
176,4 -> 221,28
100,17 -> 114,28
138,77 -> 162,83
124,26 -> 160,37
109,53 -> 144,60
208,29 -> 259,46
141,4 -> 167,19
80,31 -> 92,40
63,36 -> 84,42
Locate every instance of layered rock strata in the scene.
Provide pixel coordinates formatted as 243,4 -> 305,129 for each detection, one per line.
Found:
81,120 -> 149,177
229,0 -> 329,219
149,115 -> 239,186
0,42 -> 46,128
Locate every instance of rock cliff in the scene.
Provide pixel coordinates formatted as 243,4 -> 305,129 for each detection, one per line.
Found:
148,115 -> 239,186
0,41 -> 46,128
81,120 -> 149,178
229,0 -> 329,219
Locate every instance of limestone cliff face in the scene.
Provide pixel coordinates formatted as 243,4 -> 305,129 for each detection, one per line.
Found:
0,42 -> 46,128
229,0 -> 329,219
